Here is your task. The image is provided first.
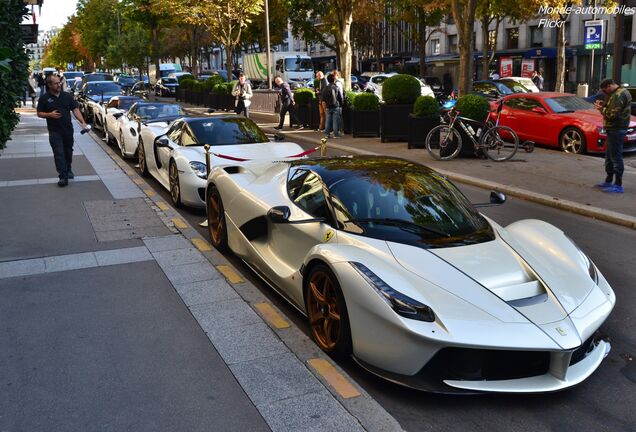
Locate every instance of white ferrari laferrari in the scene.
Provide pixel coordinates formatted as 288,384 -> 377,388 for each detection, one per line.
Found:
138,115 -> 306,208
205,156 -> 615,393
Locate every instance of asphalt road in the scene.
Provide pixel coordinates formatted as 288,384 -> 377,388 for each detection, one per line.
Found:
90,125 -> 636,432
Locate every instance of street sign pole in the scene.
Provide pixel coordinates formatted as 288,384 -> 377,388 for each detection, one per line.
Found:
585,18 -> 603,91
590,0 -> 596,91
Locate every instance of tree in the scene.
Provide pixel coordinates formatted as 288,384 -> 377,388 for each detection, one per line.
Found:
75,0 -> 120,69
449,0 -> 478,95
241,0 -> 287,51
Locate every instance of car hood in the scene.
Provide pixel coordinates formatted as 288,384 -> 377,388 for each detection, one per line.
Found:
180,141 -> 305,164
558,109 -> 603,126
387,229 -> 595,327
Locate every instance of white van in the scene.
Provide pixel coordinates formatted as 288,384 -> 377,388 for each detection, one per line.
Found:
149,63 -> 183,84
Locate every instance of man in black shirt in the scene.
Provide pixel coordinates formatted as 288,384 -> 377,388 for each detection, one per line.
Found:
273,75 -> 302,130
36,75 -> 88,187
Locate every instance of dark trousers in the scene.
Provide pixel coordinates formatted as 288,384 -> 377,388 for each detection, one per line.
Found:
605,129 -> 626,185
235,99 -> 249,117
49,130 -> 74,179
278,101 -> 299,128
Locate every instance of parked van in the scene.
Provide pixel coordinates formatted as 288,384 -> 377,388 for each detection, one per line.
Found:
243,52 -> 313,86
149,63 -> 183,84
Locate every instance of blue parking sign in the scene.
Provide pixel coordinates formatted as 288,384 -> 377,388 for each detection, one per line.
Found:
585,20 -> 603,49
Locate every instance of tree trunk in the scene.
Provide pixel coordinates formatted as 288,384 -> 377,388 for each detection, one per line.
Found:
554,20 -> 566,92
451,0 -> 477,95
418,10 -> 427,76
374,22 -> 382,72
151,24 -> 161,82
335,3 -> 354,91
481,15 -> 490,80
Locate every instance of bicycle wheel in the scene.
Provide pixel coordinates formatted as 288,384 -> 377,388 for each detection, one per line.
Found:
426,125 -> 462,160
480,126 -> 519,162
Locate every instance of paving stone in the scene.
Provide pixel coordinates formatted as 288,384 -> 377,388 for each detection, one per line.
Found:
206,322 -> 288,365
94,246 -> 153,266
257,391 -> 364,432
190,299 -> 262,335
44,252 -> 98,273
174,278 -> 239,306
95,226 -> 172,242
0,258 -> 45,279
152,247 -> 207,267
143,235 -> 192,252
161,262 -> 221,286
229,353 -> 324,407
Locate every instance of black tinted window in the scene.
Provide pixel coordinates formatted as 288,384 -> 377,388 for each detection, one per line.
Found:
86,82 -> 121,94
189,117 -> 268,146
505,97 -> 542,111
288,170 -> 329,218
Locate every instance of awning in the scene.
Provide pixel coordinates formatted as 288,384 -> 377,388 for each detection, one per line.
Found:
524,48 -> 573,59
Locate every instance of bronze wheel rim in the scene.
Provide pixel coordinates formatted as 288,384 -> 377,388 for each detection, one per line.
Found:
169,163 -> 179,204
563,130 -> 583,153
138,142 -> 146,172
307,271 -> 341,351
207,192 -> 224,245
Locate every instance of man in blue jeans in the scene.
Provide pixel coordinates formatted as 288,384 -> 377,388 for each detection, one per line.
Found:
36,74 -> 88,187
321,73 -> 343,139
594,79 -> 631,194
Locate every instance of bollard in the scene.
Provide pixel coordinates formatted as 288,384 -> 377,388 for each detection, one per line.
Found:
204,144 -> 211,176
320,138 -> 327,157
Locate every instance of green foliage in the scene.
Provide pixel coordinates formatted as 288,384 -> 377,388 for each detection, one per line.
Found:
0,1 -> 29,149
352,93 -> 380,111
454,94 -> 490,122
294,88 -> 315,104
212,81 -> 236,95
180,78 -> 196,90
381,74 -> 421,105
175,73 -> 194,84
205,74 -> 225,90
344,91 -> 357,107
412,96 -> 440,118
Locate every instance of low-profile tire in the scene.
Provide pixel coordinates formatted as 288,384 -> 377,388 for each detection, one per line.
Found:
118,130 -> 127,158
138,139 -> 149,177
560,127 -> 586,154
304,263 -> 352,359
206,185 -> 228,251
169,160 -> 182,207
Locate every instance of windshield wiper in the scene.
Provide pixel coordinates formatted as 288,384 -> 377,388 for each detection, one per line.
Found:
346,218 -> 450,238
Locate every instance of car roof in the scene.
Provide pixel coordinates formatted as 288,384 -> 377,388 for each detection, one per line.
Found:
505,92 -> 570,98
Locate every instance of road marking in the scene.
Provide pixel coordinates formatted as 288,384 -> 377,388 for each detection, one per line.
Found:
171,217 -> 187,229
143,188 -> 156,197
217,265 -> 244,283
156,201 -> 169,211
308,358 -> 361,399
191,238 -> 212,252
254,302 -> 290,329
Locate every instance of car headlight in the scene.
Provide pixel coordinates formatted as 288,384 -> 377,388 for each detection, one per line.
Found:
189,161 -> 207,179
598,127 -> 606,135
350,262 -> 435,322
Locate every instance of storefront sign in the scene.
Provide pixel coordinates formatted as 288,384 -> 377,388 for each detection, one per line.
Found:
521,59 -> 535,78
500,57 -> 513,78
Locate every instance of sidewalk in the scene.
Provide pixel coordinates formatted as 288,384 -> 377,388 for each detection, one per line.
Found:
184,103 -> 636,229
0,110 -> 402,432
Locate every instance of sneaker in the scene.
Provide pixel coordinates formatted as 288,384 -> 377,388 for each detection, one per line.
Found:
294,125 -> 304,130
602,185 -> 624,193
57,178 -> 68,187
274,126 -> 283,130
332,135 -> 340,139
594,182 -> 612,188
67,170 -> 75,179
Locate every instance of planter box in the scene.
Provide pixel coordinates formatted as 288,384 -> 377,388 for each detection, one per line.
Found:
296,103 -> 312,127
407,114 -> 440,149
342,104 -> 352,134
310,98 -> 321,130
352,110 -> 380,137
176,88 -> 185,102
380,104 -> 412,142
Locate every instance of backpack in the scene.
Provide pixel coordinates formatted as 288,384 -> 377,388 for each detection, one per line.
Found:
323,84 -> 339,108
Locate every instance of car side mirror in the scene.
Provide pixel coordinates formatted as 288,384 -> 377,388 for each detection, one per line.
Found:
474,191 -> 507,208
531,107 -> 547,114
267,206 -> 291,223
113,112 -> 124,119
155,136 -> 171,148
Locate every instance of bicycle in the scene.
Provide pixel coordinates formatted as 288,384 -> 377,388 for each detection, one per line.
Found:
425,98 -> 519,162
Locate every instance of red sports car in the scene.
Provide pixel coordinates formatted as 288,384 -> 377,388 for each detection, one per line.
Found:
494,92 -> 636,154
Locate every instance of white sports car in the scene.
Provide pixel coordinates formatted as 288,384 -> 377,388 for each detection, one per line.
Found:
103,96 -> 143,149
138,115 -> 306,208
115,102 -> 185,158
205,156 -> 615,393
81,81 -> 122,131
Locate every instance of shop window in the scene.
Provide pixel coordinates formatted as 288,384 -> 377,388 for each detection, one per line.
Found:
506,28 -> 519,49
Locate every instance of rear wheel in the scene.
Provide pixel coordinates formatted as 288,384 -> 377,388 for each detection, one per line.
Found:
206,185 -> 228,251
119,130 -> 127,157
169,160 -> 182,207
481,126 -> 519,161
305,264 -> 352,359
426,125 -> 462,160
560,127 -> 586,154
138,139 -> 149,177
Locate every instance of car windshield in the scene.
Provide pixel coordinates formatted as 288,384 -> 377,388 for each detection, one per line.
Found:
118,77 -> 136,85
119,98 -> 141,111
497,80 -> 528,93
163,78 -> 177,84
137,104 -> 184,119
86,74 -> 112,82
493,82 -> 515,94
189,117 -> 268,146
64,72 -> 83,80
328,167 -> 494,248
285,58 -> 314,72
544,96 -> 595,113
86,82 -> 121,95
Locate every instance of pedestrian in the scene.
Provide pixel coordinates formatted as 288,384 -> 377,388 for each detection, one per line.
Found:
593,78 -> 631,193
532,70 -> 544,91
36,74 -> 88,187
443,72 -> 452,96
314,71 -> 327,131
489,70 -> 500,80
26,75 -> 37,107
274,75 -> 302,130
321,73 -> 344,139
332,70 -> 344,135
58,69 -> 67,92
232,73 -> 253,117
36,72 -> 46,99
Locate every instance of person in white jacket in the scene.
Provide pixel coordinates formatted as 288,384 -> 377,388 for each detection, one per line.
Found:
232,73 -> 253,117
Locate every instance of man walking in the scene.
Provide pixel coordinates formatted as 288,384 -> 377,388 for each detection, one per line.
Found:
232,73 -> 253,117
321,73 -> 343,139
36,74 -> 88,187
593,78 -> 631,193
314,71 -> 327,131
274,76 -> 301,130
532,70 -> 544,91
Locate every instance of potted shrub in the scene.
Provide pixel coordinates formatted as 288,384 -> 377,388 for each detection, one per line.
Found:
452,94 -> 491,157
293,88 -> 315,127
342,91 -> 356,134
178,78 -> 196,102
380,74 -> 421,142
408,96 -> 441,149
351,93 -> 380,138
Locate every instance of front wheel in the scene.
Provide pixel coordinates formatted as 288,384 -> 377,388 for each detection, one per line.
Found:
305,264 -> 352,359
169,161 -> 182,207
206,185 -> 228,251
560,127 -> 586,154
138,139 -> 149,177
480,126 -> 519,161
426,125 -> 462,160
